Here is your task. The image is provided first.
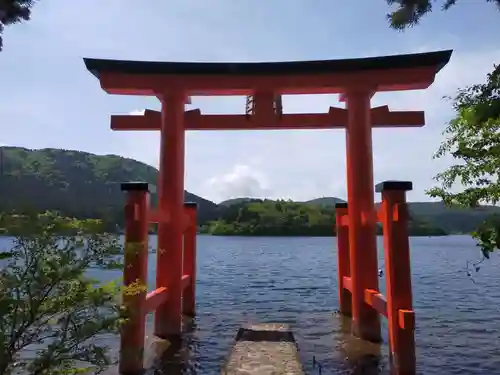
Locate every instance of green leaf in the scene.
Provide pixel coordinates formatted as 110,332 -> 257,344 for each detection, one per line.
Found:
0,212 -> 124,375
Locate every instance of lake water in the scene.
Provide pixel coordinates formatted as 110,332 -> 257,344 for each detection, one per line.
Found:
4,235 -> 500,374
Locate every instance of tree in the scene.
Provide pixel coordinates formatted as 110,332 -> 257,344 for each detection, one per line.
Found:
201,199 -> 447,236
427,67 -> 500,258
0,0 -> 39,51
384,1 -> 500,259
386,0 -> 500,30
0,147 -> 218,227
0,211 -> 124,375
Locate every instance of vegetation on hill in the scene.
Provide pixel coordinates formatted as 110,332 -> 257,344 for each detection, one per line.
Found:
400,202 -> 500,234
201,199 -> 447,237
0,146 -> 496,237
408,216 -> 448,236
218,197 -> 264,207
202,199 -> 337,236
0,146 -> 219,230
303,196 -> 500,235
304,197 -> 346,207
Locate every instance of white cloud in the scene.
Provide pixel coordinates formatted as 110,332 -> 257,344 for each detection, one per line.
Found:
203,165 -> 271,203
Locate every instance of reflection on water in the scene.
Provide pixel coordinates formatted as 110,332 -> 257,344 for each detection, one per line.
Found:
331,313 -> 383,375
145,317 -> 200,375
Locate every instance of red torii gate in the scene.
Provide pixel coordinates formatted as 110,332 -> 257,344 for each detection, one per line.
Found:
84,49 -> 452,374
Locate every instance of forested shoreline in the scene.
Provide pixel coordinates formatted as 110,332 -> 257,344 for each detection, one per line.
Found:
0,146 -> 497,236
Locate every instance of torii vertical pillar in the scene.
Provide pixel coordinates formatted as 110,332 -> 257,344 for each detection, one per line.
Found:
154,91 -> 186,338
345,89 -> 381,342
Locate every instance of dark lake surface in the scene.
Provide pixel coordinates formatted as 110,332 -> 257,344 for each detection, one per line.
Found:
4,235 -> 500,374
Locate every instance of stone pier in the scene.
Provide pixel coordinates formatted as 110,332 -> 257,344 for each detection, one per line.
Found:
222,323 -> 305,375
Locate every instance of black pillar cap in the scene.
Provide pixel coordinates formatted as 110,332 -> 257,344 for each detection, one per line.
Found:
184,202 -> 198,208
335,202 -> 348,209
121,181 -> 152,192
375,180 -> 413,193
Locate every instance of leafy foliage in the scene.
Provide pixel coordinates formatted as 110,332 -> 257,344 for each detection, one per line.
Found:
202,199 -> 447,236
0,146 -> 496,235
0,147 -> 219,229
205,199 -> 337,236
0,0 -> 38,51
0,212 -> 123,375
306,199 -> 500,234
386,0 -> 500,30
428,67 -> 500,207
303,197 -> 346,207
428,66 -> 500,257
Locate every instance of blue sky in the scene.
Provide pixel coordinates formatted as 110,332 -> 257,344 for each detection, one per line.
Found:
1,0 -> 499,203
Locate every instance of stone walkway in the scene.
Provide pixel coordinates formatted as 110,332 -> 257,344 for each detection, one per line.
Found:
222,323 -> 305,375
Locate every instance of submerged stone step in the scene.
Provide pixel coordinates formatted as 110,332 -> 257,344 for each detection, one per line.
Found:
222,323 -> 305,375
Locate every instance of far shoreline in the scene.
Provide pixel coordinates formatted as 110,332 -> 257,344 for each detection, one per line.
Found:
197,232 -> 450,238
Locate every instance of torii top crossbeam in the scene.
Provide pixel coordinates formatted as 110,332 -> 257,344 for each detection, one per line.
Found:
84,50 -> 451,96
84,50 -> 452,131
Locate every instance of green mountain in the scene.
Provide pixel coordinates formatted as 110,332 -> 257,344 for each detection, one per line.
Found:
202,198 -> 447,237
0,146 -> 496,236
0,146 -> 219,227
218,198 -> 263,207
220,197 -> 348,207
303,196 -> 500,234
204,199 -> 338,236
304,197 -> 346,206
397,201 -> 500,234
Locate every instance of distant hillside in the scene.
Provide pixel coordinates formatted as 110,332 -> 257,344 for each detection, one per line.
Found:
304,197 -> 346,206
303,195 -> 500,234
201,198 -> 446,237
0,146 -> 497,235
0,146 -> 219,226
218,197 -> 263,207
194,190 -> 500,235
220,197 -> 348,207
400,201 -> 500,234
